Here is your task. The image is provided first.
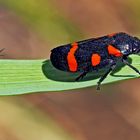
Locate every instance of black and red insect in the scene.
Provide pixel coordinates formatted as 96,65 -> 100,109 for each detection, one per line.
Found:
50,32 -> 140,90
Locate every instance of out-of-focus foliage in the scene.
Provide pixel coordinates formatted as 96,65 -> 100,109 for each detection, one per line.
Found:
122,0 -> 140,35
0,97 -> 75,140
1,0 -> 83,46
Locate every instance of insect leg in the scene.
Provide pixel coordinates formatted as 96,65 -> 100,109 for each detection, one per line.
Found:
0,48 -> 5,56
122,58 -> 140,75
97,64 -> 116,90
75,71 -> 88,81
0,48 -> 5,53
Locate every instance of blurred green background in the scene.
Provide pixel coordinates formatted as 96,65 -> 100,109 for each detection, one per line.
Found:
1,0 -> 140,140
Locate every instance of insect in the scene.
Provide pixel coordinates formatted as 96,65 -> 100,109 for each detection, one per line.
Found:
50,32 -> 140,90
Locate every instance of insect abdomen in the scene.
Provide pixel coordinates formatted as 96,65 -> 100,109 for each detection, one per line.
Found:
50,41 -> 108,73
50,45 -> 71,71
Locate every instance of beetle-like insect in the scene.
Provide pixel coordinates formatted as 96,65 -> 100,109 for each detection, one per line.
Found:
50,32 -> 140,90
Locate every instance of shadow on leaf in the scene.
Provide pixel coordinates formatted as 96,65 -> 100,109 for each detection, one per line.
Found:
42,57 -> 136,82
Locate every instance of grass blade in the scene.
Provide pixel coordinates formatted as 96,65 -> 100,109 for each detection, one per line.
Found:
0,55 -> 139,95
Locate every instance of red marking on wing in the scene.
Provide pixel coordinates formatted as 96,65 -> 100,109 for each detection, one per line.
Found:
107,45 -> 123,57
108,33 -> 117,37
91,53 -> 101,66
67,42 -> 78,72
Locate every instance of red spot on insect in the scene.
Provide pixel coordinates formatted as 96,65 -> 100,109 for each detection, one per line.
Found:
107,45 -> 123,57
108,33 -> 117,37
91,53 -> 101,66
67,42 -> 78,72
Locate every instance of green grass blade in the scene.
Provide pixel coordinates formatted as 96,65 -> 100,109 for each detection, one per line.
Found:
0,55 -> 140,95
